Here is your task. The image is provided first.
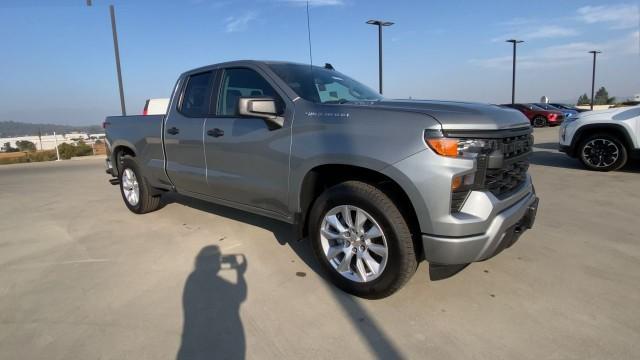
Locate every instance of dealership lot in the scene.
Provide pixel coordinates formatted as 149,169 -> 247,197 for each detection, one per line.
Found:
0,127 -> 638,359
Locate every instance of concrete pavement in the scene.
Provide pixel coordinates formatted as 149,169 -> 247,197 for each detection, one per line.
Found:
0,127 -> 639,359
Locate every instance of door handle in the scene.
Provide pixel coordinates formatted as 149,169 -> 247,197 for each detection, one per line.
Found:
167,127 -> 180,135
207,128 -> 225,137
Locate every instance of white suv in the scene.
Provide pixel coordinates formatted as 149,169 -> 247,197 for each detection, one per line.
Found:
559,106 -> 640,171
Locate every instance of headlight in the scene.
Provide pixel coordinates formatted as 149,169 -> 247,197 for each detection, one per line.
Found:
424,130 -> 495,158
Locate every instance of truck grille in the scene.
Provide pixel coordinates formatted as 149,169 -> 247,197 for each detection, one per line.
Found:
482,133 -> 532,198
450,128 -> 532,212
501,133 -> 533,159
484,160 -> 529,197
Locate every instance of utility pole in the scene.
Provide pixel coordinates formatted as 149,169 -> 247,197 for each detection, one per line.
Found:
588,50 -> 602,111
506,39 -> 524,104
87,1 -> 127,115
366,20 -> 394,95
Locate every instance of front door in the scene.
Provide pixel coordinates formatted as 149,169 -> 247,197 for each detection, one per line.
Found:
203,67 -> 292,215
164,70 -> 214,194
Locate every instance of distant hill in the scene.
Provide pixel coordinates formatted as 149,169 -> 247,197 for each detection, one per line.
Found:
0,121 -> 103,137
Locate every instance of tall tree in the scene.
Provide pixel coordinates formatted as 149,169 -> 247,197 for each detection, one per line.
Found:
594,87 -> 615,105
2,142 -> 18,152
577,94 -> 590,105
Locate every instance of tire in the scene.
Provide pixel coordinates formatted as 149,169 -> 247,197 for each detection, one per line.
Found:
118,155 -> 161,214
532,116 -> 547,128
308,181 -> 418,299
578,133 -> 628,172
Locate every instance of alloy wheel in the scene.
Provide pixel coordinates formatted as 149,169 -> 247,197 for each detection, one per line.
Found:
582,138 -> 619,168
319,205 -> 388,283
122,168 -> 140,206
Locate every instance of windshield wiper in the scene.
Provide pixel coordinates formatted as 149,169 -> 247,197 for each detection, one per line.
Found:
324,99 -> 351,104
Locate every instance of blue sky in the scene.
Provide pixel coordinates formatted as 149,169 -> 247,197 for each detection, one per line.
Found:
0,0 -> 638,125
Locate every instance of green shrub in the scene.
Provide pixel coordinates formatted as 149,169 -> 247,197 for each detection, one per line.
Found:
75,141 -> 93,157
57,143 -> 76,160
16,140 -> 37,152
57,142 -> 94,159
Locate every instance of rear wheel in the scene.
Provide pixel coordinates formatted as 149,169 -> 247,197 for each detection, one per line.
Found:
533,116 -> 547,127
118,156 -> 161,214
578,133 -> 627,171
309,181 -> 418,299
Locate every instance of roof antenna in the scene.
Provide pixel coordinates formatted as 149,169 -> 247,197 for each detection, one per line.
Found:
306,0 -> 313,68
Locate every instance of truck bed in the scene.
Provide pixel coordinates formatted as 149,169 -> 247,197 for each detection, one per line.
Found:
105,114 -> 168,188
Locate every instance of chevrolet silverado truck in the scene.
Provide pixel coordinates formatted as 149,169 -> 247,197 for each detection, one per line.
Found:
104,61 -> 539,298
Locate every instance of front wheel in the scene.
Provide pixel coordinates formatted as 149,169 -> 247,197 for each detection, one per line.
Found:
308,181 -> 418,299
578,133 -> 627,171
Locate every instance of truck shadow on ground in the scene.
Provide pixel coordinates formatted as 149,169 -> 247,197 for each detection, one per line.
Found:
164,193 -> 405,359
531,143 -> 640,173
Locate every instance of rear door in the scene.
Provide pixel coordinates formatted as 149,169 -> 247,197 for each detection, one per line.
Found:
203,66 -> 292,215
164,70 -> 214,194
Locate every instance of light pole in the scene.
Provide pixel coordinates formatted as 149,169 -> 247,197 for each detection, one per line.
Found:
366,19 -> 394,95
588,50 -> 602,110
506,39 -> 524,104
87,1 -> 127,116
53,131 -> 61,161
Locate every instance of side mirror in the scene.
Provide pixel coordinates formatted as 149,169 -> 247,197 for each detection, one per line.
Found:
238,97 -> 284,128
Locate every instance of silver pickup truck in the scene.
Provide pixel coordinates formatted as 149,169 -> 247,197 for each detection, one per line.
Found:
105,60 -> 539,298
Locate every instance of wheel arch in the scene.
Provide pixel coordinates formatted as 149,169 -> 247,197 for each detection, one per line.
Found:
570,123 -> 634,156
110,143 -> 137,176
296,163 -> 423,258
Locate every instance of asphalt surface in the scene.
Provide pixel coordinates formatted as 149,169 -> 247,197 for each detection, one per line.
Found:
1,127 -> 639,359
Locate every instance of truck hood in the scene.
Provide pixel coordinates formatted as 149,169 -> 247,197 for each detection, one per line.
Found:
363,99 -> 531,131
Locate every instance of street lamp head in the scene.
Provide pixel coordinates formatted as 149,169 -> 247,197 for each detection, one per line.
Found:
506,39 -> 524,44
86,0 -> 92,5
588,50 -> 602,54
367,19 -> 394,26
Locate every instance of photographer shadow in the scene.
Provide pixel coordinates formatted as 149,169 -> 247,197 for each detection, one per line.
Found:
177,245 -> 247,360
167,193 -> 404,359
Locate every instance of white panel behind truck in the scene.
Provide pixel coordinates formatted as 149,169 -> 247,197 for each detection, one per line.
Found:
143,98 -> 169,115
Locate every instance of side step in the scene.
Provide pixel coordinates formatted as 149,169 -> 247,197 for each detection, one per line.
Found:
109,178 -> 120,185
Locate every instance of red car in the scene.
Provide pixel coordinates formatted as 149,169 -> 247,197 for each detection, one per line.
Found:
502,103 -> 564,127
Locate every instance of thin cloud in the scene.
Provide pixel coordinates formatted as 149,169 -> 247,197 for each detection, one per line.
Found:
225,11 -> 257,33
472,31 -> 639,69
577,3 -> 640,29
491,25 -> 579,42
280,0 -> 344,6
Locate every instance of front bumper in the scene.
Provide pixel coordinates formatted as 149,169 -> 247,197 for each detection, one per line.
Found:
422,192 -> 538,265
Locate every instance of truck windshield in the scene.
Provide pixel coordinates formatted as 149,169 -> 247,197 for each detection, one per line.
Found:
268,63 -> 382,104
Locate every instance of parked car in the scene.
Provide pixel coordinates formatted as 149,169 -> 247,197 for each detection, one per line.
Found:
549,103 -> 588,113
535,103 -> 579,119
104,61 -> 539,298
559,106 -> 640,171
502,103 -> 564,127
143,98 -> 169,115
